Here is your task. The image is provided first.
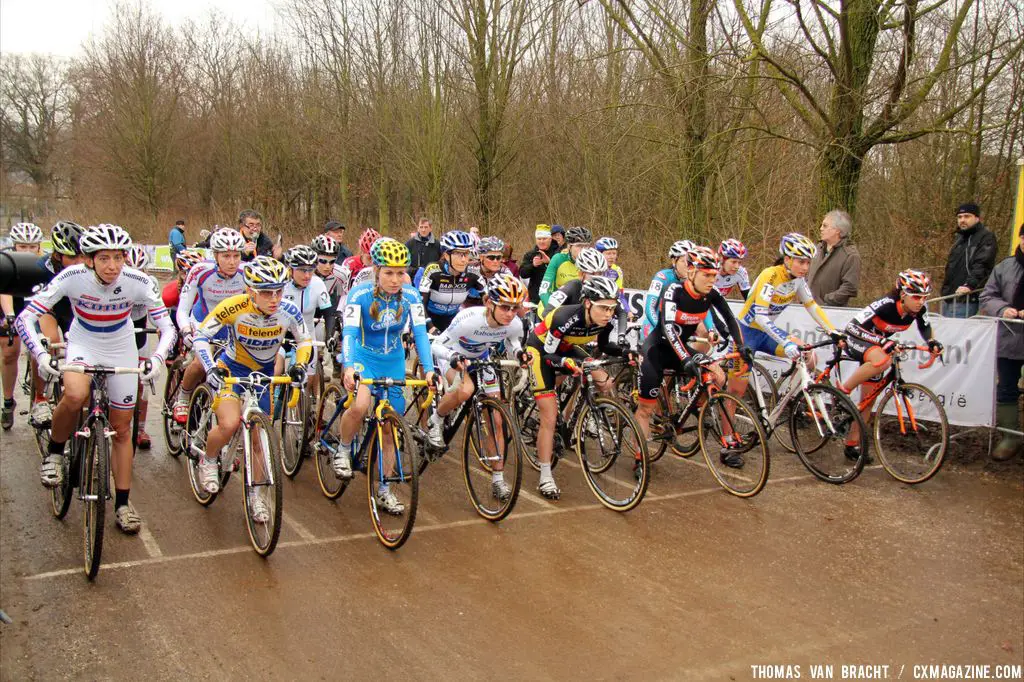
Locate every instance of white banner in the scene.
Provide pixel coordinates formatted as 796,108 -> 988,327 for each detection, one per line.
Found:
622,289 -> 997,428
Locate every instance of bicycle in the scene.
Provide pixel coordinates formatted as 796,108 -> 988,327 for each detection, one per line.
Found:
314,375 -> 431,549
816,342 -> 947,484
513,356 -> 650,512
26,339 -> 65,458
275,338 -> 327,478
404,352 -> 526,522
183,371 -> 297,556
636,350 -> 771,497
49,363 -> 145,580
742,338 -> 869,484
161,336 -> 227,458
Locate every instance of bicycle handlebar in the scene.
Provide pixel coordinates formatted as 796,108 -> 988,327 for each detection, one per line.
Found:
59,365 -> 144,375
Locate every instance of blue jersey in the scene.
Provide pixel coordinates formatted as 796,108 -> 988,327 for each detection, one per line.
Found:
641,268 -> 713,338
342,281 -> 434,373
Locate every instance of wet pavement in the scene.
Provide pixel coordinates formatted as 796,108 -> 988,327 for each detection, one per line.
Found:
1,369 -> 1022,680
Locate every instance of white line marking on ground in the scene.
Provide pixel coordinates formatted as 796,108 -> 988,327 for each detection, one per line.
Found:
23,470 -> 825,581
282,512 -> 316,542
138,523 -> 164,558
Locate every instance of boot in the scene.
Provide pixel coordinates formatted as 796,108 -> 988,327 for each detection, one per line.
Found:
135,398 -> 152,450
992,402 -> 1022,462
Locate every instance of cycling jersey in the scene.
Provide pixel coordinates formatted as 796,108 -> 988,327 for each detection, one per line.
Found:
282,276 -> 332,337
714,266 -> 750,298
194,294 -> 311,373
525,303 -> 620,396
843,295 -> 933,364
540,278 -> 628,339
162,280 -> 181,311
431,306 -> 524,364
417,262 -> 483,331
537,251 -> 580,305
739,265 -> 833,345
467,264 -> 513,305
17,264 -> 175,363
642,268 -> 677,334
176,261 -> 246,330
333,255 -> 369,299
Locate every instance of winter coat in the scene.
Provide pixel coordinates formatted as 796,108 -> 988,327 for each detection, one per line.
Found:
980,256 -> 1024,361
519,242 -> 560,303
940,223 -> 998,300
808,238 -> 861,307
405,234 -> 441,278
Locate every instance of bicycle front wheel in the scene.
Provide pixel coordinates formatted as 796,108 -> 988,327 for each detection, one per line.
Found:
790,384 -> 866,484
314,384 -> 352,500
367,406 -> 418,550
185,385 -> 225,506
82,424 -> 109,580
575,397 -> 649,512
242,411 -> 283,557
162,363 -> 184,457
280,386 -> 308,478
874,382 -> 948,484
462,397 -> 523,522
698,392 -> 770,497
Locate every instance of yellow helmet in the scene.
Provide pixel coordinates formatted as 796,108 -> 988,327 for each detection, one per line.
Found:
779,233 -> 817,259
244,255 -> 288,289
370,238 -> 410,267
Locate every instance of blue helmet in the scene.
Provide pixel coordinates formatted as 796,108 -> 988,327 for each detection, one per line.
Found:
440,230 -> 474,253
595,237 -> 618,252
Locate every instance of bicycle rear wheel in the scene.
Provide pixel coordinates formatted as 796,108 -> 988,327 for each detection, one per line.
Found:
790,384 -> 866,484
185,385 -> 225,506
744,360 -> 792,453
50,435 -> 74,520
280,386 -> 308,478
82,424 -> 108,580
367,406 -> 418,549
162,363 -> 185,457
314,384 -> 351,500
874,382 -> 948,484
462,397 -> 523,522
242,411 -> 283,557
575,397 -> 649,512
698,392 -> 770,497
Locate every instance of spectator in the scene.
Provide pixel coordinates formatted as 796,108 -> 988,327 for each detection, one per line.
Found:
807,209 -> 861,307
980,225 -> 1024,461
502,242 -> 519,277
940,202 -> 997,318
519,224 -> 559,303
322,220 -> 353,261
550,224 -> 566,250
406,216 -> 441,277
168,219 -> 186,258
238,209 -> 280,261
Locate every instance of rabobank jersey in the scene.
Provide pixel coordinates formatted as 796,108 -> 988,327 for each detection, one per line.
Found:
194,294 -> 310,372
430,306 -> 523,366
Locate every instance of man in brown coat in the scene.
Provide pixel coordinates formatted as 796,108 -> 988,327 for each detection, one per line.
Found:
808,209 -> 861,307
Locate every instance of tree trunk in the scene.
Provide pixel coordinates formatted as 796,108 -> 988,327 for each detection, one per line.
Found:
817,139 -> 864,214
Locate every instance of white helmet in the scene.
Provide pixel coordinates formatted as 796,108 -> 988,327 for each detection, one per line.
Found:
80,224 -> 132,254
210,227 -> 246,253
581,275 -> 619,302
668,240 -> 696,259
10,222 -> 43,244
575,247 -> 608,275
126,244 -> 150,269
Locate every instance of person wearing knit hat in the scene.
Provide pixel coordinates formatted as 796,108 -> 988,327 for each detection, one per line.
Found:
520,224 -> 560,303
941,201 -> 997,318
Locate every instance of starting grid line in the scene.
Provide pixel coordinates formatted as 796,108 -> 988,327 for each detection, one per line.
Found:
21,469 -> 827,581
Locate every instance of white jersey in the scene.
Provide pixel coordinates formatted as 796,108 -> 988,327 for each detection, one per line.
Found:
176,260 -> 246,330
335,266 -> 375,312
132,273 -> 162,322
714,266 -> 750,297
17,264 -> 175,360
430,306 -> 523,367
282,276 -> 332,334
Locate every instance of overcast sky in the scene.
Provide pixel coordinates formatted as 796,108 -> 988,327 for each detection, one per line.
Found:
0,0 -> 281,58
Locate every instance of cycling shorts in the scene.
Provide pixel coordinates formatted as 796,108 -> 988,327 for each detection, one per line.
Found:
65,338 -> 140,410
347,348 -> 408,414
740,324 -> 789,359
524,340 -> 587,397
636,341 -> 684,402
215,356 -> 273,414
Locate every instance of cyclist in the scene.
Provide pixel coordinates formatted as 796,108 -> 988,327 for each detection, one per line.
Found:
278,245 -> 333,395
418,230 -> 483,333
525,275 -> 625,499
193,256 -> 312,523
538,226 -> 593,307
1,222 -> 45,429
125,244 -> 161,449
641,240 -> 697,340
714,238 -> 751,299
335,239 -> 437,514
16,224 -> 175,534
465,236 -> 513,305
428,274 -> 529,484
594,237 -> 625,293
633,247 -> 750,467
334,228 -> 380,304
172,227 -> 247,423
311,234 -> 342,353
840,269 -> 943,459
162,248 -> 205,321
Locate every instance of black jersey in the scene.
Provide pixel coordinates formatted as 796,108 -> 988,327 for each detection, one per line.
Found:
528,303 -> 617,359
417,262 -> 483,331
648,281 -> 743,361
846,295 -> 932,346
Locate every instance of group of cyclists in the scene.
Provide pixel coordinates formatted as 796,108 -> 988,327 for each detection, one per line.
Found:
0,216 -> 945,537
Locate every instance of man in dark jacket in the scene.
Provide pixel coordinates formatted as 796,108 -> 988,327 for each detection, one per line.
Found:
405,216 -> 441,277
941,202 -> 998,317
980,226 -> 1024,460
519,224 -> 559,303
238,209 -> 280,261
808,209 -> 861,307
322,220 -> 353,261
